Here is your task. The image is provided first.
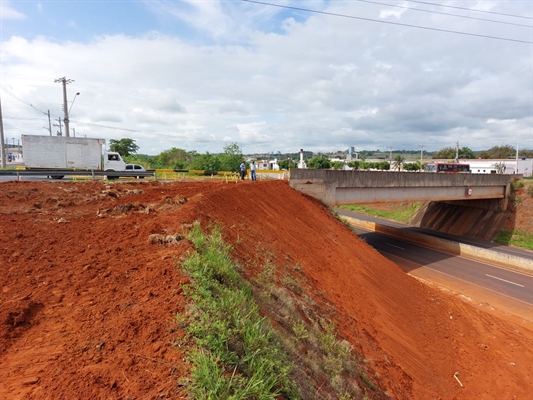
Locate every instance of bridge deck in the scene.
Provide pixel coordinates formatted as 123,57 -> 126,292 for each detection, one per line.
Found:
289,170 -> 518,205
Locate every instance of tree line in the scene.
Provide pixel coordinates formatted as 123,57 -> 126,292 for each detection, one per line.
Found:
109,138 -> 533,172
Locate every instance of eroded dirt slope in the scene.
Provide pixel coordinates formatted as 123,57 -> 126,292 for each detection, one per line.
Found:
0,180 -> 531,399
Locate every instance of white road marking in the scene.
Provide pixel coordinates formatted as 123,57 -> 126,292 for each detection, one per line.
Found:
486,274 -> 524,287
386,243 -> 405,250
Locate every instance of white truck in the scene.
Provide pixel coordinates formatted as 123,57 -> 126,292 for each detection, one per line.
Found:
22,135 -> 126,178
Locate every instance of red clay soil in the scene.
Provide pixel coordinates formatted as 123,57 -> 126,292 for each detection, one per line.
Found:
0,180 -> 531,399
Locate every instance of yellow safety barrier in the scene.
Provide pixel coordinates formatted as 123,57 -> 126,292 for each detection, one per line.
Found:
153,169 -> 262,183
72,175 -> 92,182
225,173 -> 239,183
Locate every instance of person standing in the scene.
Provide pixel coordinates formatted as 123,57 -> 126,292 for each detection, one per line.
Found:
250,161 -> 257,181
240,161 -> 246,180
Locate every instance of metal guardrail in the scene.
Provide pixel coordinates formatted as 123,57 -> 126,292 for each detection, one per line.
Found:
0,169 -> 155,180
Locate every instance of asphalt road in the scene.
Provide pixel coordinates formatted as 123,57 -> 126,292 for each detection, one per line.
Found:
358,229 -> 533,305
338,208 -> 533,320
336,208 -> 533,262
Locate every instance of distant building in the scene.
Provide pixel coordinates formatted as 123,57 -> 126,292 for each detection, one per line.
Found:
346,146 -> 359,161
255,159 -> 280,170
436,158 -> 532,177
297,149 -> 307,169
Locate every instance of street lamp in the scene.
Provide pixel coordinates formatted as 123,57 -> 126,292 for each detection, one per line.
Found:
69,92 -> 80,115
66,92 -> 80,138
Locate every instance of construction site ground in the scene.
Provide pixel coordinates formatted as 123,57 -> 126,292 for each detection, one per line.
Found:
0,180 -> 531,399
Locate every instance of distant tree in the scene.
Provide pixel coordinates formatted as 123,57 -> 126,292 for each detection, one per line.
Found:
403,161 -> 423,172
307,156 -> 331,169
279,158 -> 296,170
155,147 -> 191,169
392,154 -> 405,171
360,161 -> 372,170
492,161 -> 507,174
459,147 -> 476,160
218,142 -> 243,172
519,149 -> 533,158
432,147 -> 455,159
189,153 -> 221,171
377,161 -> 390,171
347,160 -> 360,170
479,145 -> 516,159
109,138 -> 139,157
432,146 -> 475,160
332,161 -> 345,170
123,153 -> 154,168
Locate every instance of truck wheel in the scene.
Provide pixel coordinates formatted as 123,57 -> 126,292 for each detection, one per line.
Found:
105,170 -> 117,180
50,175 -> 65,179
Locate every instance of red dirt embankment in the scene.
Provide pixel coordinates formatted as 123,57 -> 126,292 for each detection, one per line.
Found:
0,180 -> 531,399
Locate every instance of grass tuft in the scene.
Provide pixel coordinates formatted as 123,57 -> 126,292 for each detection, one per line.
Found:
179,221 -> 300,399
493,229 -> 533,250
340,202 -> 423,224
178,222 -> 385,399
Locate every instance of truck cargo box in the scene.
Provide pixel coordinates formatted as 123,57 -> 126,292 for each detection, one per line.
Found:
22,135 -> 106,170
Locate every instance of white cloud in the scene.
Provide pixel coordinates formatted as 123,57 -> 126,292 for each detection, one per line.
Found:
0,0 -> 531,155
0,1 -> 25,20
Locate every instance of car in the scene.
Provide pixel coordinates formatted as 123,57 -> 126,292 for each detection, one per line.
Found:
125,164 -> 147,178
125,164 -> 146,172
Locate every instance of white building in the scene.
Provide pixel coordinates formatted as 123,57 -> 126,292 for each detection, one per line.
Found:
463,159 -> 532,177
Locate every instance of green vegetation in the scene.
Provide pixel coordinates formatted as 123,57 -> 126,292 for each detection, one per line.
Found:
179,222 -> 298,399
432,146 -> 475,160
511,181 -> 525,190
308,155 -> 331,169
402,161 -> 424,172
347,160 -> 390,171
391,154 -> 405,171
493,230 -> 533,250
278,158 -> 297,170
178,222 -> 382,399
340,203 -> 422,224
109,138 -> 139,156
124,142 -> 243,172
332,161 -> 345,170
498,179 -> 533,250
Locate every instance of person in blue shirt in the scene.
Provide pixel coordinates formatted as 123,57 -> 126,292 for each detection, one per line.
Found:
240,161 -> 246,180
250,161 -> 257,181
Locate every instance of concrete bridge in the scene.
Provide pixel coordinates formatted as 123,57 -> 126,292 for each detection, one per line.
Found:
289,170 -> 520,207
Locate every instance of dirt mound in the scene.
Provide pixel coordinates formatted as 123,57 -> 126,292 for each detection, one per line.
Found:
0,180 -> 531,399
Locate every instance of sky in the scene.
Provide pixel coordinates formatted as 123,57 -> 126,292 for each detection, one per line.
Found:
0,0 -> 532,156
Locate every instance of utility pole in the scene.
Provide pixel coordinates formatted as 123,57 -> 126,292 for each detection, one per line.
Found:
0,95 -> 5,168
454,141 -> 459,163
55,77 -> 74,137
54,117 -> 63,136
47,110 -> 52,136
419,144 -> 424,164
386,146 -> 393,166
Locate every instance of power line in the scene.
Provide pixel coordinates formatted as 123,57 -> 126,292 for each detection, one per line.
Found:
0,73 -> 188,114
0,84 -> 49,115
404,0 -> 533,20
354,0 -> 532,28
242,0 -> 533,44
